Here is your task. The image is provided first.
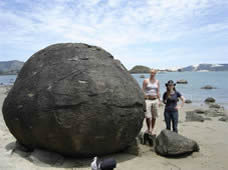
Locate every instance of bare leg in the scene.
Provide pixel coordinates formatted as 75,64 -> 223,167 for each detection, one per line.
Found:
146,118 -> 151,133
151,118 -> 156,134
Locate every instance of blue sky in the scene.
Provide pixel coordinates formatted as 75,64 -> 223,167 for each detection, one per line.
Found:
0,0 -> 228,69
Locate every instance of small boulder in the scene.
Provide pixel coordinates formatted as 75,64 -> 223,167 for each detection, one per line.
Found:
186,111 -> 205,122
185,99 -> 192,104
194,109 -> 207,114
176,80 -> 188,84
201,85 -> 216,90
204,97 -> 216,103
209,104 -> 221,109
219,115 -> 228,122
206,108 -> 225,117
137,132 -> 156,147
139,75 -> 145,78
155,129 -> 199,157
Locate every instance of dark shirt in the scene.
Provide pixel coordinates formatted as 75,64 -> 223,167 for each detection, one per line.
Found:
163,91 -> 182,112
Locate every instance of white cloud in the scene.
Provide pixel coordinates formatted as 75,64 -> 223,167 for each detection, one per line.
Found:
0,0 -> 228,67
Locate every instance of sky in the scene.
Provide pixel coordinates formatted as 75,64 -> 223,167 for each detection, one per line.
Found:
0,0 -> 228,69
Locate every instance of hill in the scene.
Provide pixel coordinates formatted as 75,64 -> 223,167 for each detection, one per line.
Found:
0,60 -> 24,75
129,65 -> 151,73
179,64 -> 228,72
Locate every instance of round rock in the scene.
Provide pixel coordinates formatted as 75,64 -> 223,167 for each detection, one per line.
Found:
2,43 -> 145,157
204,97 -> 216,103
201,85 -> 216,90
185,99 -> 192,104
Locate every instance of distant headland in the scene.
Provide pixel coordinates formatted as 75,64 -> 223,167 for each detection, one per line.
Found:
0,60 -> 24,75
129,64 -> 228,73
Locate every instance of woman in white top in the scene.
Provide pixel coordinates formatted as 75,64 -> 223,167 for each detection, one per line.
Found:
142,69 -> 161,135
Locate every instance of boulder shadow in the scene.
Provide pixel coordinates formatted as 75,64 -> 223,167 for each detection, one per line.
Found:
155,151 -> 196,159
5,141 -> 137,168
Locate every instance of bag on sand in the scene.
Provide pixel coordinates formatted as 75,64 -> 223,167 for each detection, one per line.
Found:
91,157 -> 116,170
100,157 -> 116,170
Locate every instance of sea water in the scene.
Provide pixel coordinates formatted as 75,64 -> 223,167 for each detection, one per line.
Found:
0,75 -> 16,85
132,71 -> 228,108
0,72 -> 227,108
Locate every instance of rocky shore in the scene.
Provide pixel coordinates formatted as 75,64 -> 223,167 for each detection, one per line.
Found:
1,85 -> 228,170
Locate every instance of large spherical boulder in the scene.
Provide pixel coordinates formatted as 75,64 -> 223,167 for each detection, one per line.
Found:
2,43 -> 145,157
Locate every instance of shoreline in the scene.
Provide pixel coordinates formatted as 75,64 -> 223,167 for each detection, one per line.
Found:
0,85 -> 228,170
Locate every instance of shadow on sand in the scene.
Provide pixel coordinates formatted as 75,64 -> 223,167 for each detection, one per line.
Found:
5,141 -> 138,169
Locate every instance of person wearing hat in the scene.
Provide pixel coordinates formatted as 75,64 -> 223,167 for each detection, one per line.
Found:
162,80 -> 185,133
142,69 -> 161,135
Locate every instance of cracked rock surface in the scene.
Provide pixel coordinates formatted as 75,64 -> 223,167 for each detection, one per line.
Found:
2,43 -> 145,157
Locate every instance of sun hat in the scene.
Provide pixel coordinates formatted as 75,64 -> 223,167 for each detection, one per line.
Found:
165,80 -> 176,87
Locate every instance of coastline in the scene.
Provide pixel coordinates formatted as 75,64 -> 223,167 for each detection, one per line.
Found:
0,85 -> 228,170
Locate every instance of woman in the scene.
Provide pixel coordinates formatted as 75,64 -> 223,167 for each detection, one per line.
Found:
142,69 -> 161,135
163,80 -> 185,133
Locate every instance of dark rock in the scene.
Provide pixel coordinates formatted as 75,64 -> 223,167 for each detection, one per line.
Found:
176,80 -> 188,84
194,109 -> 207,114
144,133 -> 156,147
204,97 -> 216,103
209,104 -> 221,109
139,75 -> 145,78
2,43 -> 145,157
201,85 -> 216,89
137,132 -> 156,147
185,111 -> 205,122
155,129 -> 199,156
185,99 -> 192,104
219,116 -> 228,122
125,139 -> 141,156
206,108 -> 225,117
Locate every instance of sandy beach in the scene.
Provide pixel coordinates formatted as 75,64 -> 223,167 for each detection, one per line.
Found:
1,85 -> 228,170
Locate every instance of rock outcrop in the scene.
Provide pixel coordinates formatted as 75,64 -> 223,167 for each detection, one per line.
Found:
2,43 -> 145,157
176,80 -> 188,84
201,85 -> 216,89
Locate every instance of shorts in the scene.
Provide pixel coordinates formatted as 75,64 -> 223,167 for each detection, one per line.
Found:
145,99 -> 159,119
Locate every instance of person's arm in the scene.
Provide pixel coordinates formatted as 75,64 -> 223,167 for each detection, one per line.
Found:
162,92 -> 167,104
142,79 -> 147,97
179,95 -> 185,108
176,92 -> 185,109
157,80 -> 161,102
